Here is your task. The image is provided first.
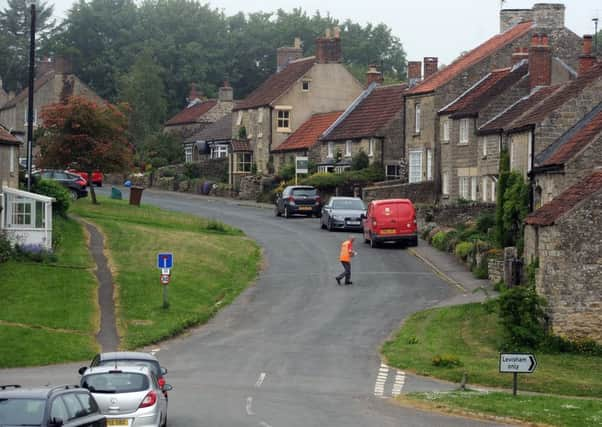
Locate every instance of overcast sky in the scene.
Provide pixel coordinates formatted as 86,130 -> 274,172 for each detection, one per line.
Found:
4,0 -> 600,64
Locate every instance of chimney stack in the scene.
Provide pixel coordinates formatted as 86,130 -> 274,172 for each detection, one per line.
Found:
500,8 -> 533,33
407,61 -> 422,87
315,28 -> 342,64
36,57 -> 53,77
277,37 -> 304,72
365,64 -> 383,87
423,57 -> 438,79
218,79 -> 233,103
528,34 -> 552,90
579,35 -> 596,76
512,47 -> 529,66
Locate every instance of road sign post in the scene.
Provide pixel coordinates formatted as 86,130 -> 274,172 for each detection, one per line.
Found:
499,353 -> 537,395
157,253 -> 173,309
160,273 -> 170,309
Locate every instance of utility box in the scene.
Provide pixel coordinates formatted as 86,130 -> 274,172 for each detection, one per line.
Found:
111,187 -> 122,200
129,186 -> 144,206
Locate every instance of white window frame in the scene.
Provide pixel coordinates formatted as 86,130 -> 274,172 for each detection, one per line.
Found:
409,150 -> 422,183
345,140 -> 352,157
301,79 -> 311,92
459,176 -> 470,200
386,164 -> 400,179
10,146 -> 15,173
442,172 -> 449,195
415,103 -> 421,134
368,138 -> 375,157
211,144 -> 228,159
327,142 -> 334,158
491,179 -> 497,202
442,118 -> 450,143
276,109 -> 291,132
481,136 -> 488,157
236,111 -> 243,126
184,145 -> 193,163
236,152 -> 252,172
426,149 -> 433,180
459,118 -> 469,145
471,176 -> 477,201
257,109 -> 263,124
482,177 -> 488,202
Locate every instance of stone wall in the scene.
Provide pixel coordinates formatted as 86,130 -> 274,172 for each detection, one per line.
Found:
193,157 -> 228,182
416,203 -> 495,229
363,181 -> 437,204
488,254 -> 504,284
238,175 -> 262,200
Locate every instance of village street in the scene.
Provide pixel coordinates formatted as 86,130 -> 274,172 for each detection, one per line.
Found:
1,188 -> 510,426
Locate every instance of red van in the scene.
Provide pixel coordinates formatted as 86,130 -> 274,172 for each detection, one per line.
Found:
362,199 -> 418,247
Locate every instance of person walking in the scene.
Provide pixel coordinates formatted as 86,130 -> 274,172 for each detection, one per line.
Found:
336,235 -> 357,285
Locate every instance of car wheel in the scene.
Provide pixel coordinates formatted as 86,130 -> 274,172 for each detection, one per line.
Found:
370,234 -> 378,248
274,206 -> 281,217
284,206 -> 291,218
320,219 -> 326,229
69,189 -> 78,201
409,237 -> 418,247
327,219 -> 334,232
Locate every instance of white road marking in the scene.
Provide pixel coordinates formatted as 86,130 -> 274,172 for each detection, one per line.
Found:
246,397 -> 254,415
149,348 -> 161,356
259,422 -> 272,427
255,372 -> 266,388
391,371 -> 406,396
374,365 -> 406,397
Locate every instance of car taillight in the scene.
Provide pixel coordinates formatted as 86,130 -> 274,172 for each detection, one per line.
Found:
158,377 -> 166,388
288,196 -> 295,204
315,196 -> 321,205
76,179 -> 86,186
139,390 -> 157,408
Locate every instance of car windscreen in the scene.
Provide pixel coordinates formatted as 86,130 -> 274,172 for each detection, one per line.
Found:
97,360 -> 160,377
82,372 -> 149,393
332,199 -> 365,210
0,398 -> 45,425
291,188 -> 317,197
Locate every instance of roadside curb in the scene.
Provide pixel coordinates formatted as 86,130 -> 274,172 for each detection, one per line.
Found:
408,247 -> 467,293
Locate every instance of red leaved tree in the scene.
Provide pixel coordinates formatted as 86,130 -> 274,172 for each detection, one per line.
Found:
37,96 -> 133,204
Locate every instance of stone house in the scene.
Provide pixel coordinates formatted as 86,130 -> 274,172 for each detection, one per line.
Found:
271,111 -> 342,171
164,82 -> 233,142
531,102 -> 602,207
403,4 -> 581,196
524,170 -> 602,344
232,32 -> 364,177
0,57 -> 103,150
318,71 -> 407,178
0,124 -> 20,189
183,113 -> 232,163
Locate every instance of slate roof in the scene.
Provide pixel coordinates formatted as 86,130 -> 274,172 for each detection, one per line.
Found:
536,102 -> 602,167
165,100 -> 218,126
525,170 -> 602,226
0,125 -> 19,145
439,62 -> 528,118
407,21 -> 533,96
185,113 -> 232,143
272,111 -> 342,153
231,140 -> 252,152
234,57 -> 315,111
322,84 -> 406,141
0,71 -> 55,111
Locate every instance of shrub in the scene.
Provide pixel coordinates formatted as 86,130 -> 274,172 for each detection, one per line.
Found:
351,150 -> 369,170
498,284 -> 547,350
476,212 -> 496,234
455,241 -> 474,260
14,243 -> 57,263
407,336 -> 419,345
279,162 -> 296,181
472,256 -> 489,279
303,172 -> 344,189
431,231 -> 447,251
183,163 -> 202,179
432,354 -> 462,368
0,230 -> 12,263
542,335 -> 602,356
32,179 -> 70,216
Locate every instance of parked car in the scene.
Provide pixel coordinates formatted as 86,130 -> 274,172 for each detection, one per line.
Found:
67,169 -> 104,187
0,384 -> 106,427
33,169 -> 88,200
79,352 -> 169,397
320,197 -> 366,231
80,365 -> 171,427
274,185 -> 321,218
362,198 -> 418,247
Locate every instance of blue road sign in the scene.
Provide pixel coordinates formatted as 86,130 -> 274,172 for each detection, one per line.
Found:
157,253 -> 173,269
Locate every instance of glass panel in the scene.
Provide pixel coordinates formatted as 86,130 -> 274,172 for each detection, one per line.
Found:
35,201 -> 45,228
50,397 -> 70,422
0,398 -> 45,425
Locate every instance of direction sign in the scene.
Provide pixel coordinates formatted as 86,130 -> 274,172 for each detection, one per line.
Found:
157,253 -> 173,269
499,353 -> 537,373
160,274 -> 170,285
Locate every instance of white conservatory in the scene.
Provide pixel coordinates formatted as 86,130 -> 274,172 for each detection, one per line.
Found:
0,186 -> 55,250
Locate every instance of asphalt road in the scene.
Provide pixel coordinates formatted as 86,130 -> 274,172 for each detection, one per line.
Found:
1,189 -> 510,426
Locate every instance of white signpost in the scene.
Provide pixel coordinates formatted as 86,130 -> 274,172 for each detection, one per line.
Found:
499,353 -> 537,395
295,156 -> 309,184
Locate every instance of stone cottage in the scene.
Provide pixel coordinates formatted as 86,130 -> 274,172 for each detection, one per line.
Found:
318,68 -> 407,178
271,111 -> 342,171
232,31 -> 364,177
524,170 -> 602,343
183,113 -> 232,163
404,3 -> 581,197
0,124 -> 20,189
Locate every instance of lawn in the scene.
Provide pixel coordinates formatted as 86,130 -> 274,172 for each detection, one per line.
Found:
71,196 -> 261,349
382,303 -> 602,397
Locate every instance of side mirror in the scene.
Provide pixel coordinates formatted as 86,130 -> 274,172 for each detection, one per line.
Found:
49,417 -> 64,427
160,367 -> 168,375
162,384 -> 173,392
78,366 -> 88,375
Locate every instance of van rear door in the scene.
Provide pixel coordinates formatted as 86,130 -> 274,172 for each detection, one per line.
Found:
374,202 -> 401,235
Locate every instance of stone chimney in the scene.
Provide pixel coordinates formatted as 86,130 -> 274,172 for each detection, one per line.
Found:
53,56 -> 72,74
500,8 -> 533,33
315,28 -> 342,64
218,79 -> 233,103
533,3 -> 565,30
579,35 -> 596,76
512,47 -> 529,66
423,57 -> 438,79
36,57 -> 53,77
408,61 -> 422,87
365,64 -> 383,87
529,34 -> 552,90
277,37 -> 304,72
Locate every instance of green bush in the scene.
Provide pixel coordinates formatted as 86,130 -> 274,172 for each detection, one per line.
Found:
303,172 -> 345,189
472,255 -> 489,279
0,230 -> 12,263
431,231 -> 447,251
476,212 -> 496,234
498,284 -> 547,350
32,179 -> 70,217
351,151 -> 369,170
13,243 -> 58,263
279,162 -> 296,181
542,335 -> 602,356
432,354 -> 462,368
455,241 -> 474,260
183,163 -> 202,179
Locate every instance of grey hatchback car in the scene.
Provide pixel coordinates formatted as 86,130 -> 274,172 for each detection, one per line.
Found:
80,366 -> 171,427
320,197 -> 366,231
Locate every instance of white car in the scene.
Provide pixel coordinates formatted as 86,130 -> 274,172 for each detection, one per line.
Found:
80,365 -> 172,427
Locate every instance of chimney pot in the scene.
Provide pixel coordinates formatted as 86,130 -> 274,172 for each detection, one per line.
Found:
315,33 -> 342,64
408,61 -> 422,87
579,35 -> 596,76
365,64 -> 383,87
277,38 -> 304,72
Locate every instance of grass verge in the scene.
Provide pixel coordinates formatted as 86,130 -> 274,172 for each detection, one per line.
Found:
401,391 -> 602,427
71,196 -> 261,349
382,303 -> 602,397
1,212 -> 98,367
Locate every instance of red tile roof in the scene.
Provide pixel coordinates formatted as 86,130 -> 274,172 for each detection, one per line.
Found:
538,103 -> 602,167
323,84 -> 407,141
525,171 -> 602,226
0,125 -> 19,144
272,111 -> 342,153
407,21 -> 533,95
231,140 -> 252,152
165,100 -> 218,126
439,62 -> 528,117
234,57 -> 315,111
0,71 -> 55,110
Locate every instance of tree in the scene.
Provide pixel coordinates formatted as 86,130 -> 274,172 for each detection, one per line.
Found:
0,0 -> 56,92
141,132 -> 182,169
36,96 -> 133,204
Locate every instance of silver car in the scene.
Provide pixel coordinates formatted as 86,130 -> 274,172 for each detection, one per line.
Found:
80,365 -> 172,427
320,197 -> 366,231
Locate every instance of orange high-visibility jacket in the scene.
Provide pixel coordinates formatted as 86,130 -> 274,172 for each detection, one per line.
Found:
339,240 -> 353,262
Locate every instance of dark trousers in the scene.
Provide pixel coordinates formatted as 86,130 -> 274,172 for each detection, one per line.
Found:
336,261 -> 351,283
